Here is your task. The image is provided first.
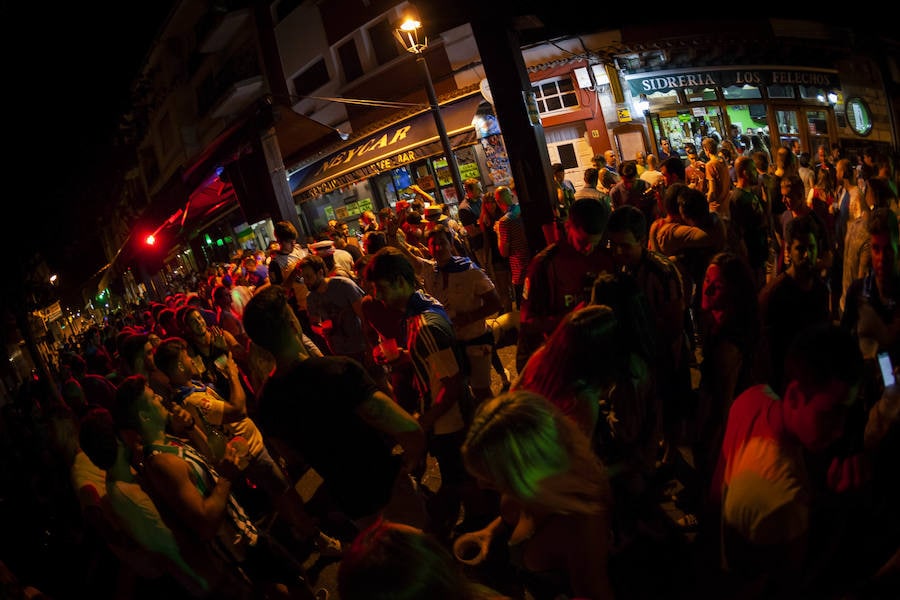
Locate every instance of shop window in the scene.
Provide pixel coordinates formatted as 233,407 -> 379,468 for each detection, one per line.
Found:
806,110 -> 829,137
685,87 -> 718,102
293,58 -> 329,96
369,18 -> 400,66
722,85 -> 762,100
338,38 -> 363,83
799,85 -> 827,101
767,85 -> 795,99
532,76 -> 579,115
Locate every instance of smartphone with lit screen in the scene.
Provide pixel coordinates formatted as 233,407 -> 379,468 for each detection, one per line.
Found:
878,351 -> 895,387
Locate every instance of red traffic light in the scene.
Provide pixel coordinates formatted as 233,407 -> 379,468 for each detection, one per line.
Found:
145,234 -> 156,246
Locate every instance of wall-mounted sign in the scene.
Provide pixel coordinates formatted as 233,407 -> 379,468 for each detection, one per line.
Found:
625,67 -> 839,96
846,97 -> 873,136
616,108 -> 632,122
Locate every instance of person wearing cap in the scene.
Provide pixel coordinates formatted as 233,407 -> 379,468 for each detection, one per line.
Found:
311,237 -> 356,281
423,204 -> 467,258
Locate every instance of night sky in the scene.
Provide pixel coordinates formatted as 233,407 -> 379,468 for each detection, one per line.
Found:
6,3 -> 174,302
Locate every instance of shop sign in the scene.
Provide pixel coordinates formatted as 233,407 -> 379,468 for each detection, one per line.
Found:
315,126 -> 412,178
459,161 -> 480,180
846,97 -> 873,136
626,67 -> 839,95
308,150 -> 421,196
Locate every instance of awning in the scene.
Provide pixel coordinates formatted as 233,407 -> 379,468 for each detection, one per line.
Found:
293,93 -> 483,202
273,103 -> 349,169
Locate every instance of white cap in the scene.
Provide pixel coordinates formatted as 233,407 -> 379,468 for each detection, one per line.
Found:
310,240 -> 335,256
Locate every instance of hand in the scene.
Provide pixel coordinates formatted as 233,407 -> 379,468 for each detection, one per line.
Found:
827,453 -> 870,493
168,404 -> 196,435
217,443 -> 245,481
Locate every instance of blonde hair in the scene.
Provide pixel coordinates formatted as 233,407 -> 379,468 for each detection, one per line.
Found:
462,390 -> 610,515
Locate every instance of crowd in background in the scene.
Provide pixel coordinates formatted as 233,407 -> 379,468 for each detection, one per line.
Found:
2,139 -> 900,599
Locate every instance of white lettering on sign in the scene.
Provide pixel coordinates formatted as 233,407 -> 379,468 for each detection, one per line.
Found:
771,71 -> 832,86
315,125 -> 412,176
735,71 -> 762,85
641,73 -> 717,91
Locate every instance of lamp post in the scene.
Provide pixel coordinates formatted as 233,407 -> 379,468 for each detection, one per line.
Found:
395,14 -> 465,205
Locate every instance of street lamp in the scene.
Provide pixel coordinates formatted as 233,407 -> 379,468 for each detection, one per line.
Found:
395,12 -> 465,205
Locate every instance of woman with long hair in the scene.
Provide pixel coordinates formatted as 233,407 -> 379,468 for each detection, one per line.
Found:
694,252 -> 761,484
457,391 -> 614,600
513,304 -> 623,441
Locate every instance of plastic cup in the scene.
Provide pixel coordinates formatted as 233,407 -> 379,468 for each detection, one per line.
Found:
228,436 -> 250,470
452,534 -> 485,566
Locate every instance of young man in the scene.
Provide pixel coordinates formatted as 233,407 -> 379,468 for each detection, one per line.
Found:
298,253 -> 368,365
242,285 -> 427,532
552,162 -> 577,221
712,324 -> 863,595
606,205 -> 691,463
517,198 -> 615,371
459,178 -> 486,265
758,214 -> 831,395
396,224 -> 504,403
363,247 -> 482,541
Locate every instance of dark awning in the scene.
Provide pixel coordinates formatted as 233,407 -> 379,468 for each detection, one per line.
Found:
273,103 -> 349,169
292,93 -> 483,203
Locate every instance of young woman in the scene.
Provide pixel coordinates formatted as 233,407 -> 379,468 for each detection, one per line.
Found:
458,391 -> 614,600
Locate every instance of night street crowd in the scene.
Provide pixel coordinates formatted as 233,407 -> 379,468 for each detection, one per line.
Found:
2,138 -> 900,599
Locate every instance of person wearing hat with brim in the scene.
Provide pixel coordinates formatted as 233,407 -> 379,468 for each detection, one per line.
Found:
311,237 -> 356,281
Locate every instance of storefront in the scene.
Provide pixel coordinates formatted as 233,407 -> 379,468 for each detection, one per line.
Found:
290,93 -> 502,238
624,66 -> 842,159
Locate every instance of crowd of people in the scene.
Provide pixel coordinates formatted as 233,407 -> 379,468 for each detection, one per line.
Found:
3,142 -> 900,599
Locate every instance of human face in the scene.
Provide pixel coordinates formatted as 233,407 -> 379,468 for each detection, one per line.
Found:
782,181 -> 804,211
605,151 -> 617,168
427,233 -> 453,265
566,222 -> 604,256
606,230 -> 642,267
788,234 -> 818,274
168,347 -> 197,384
141,385 -> 169,433
701,263 -> 727,312
300,265 -> 323,291
790,381 -> 856,452
184,309 -> 208,337
870,231 -> 899,280
371,277 -> 410,311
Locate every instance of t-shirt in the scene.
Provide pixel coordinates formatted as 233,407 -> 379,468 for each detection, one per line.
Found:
458,197 -> 484,251
176,382 -> 265,458
715,384 -> 809,571
306,276 -> 367,356
255,356 -> 401,519
404,295 -> 466,435
519,240 -> 615,363
413,256 -> 496,341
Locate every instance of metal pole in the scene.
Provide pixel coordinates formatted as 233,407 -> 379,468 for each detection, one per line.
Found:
417,54 -> 465,204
